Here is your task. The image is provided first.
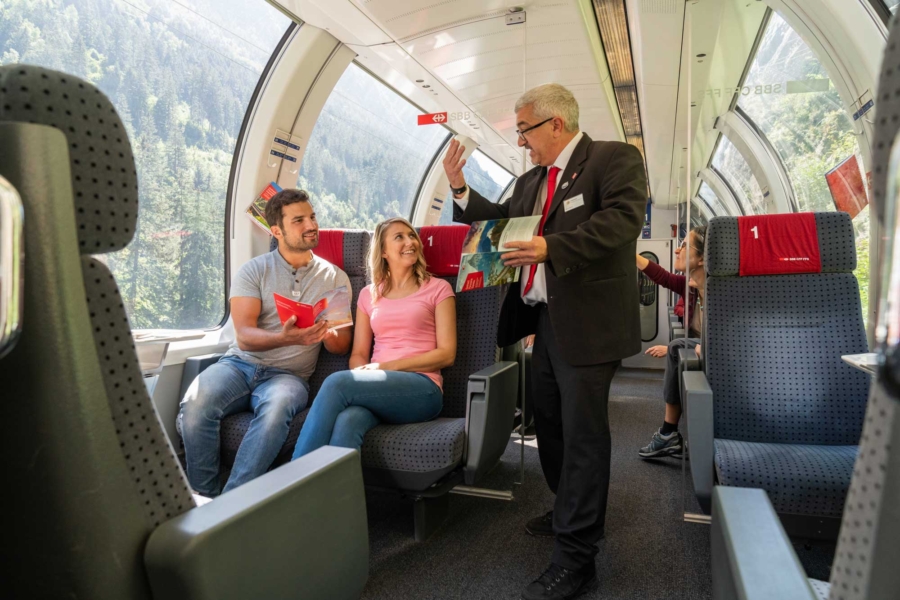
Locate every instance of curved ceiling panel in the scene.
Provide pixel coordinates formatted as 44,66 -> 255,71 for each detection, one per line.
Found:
356,0 -> 621,154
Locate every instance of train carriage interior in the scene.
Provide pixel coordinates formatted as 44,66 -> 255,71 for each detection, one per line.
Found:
1,0 -> 899,598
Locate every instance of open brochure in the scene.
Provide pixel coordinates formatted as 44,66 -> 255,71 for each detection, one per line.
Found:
273,285 -> 353,330
246,181 -> 283,234
456,215 -> 542,292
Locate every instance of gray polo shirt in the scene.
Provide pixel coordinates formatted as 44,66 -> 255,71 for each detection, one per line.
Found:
225,250 -> 351,380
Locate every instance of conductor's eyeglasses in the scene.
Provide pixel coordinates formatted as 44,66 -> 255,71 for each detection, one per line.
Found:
516,118 -> 553,141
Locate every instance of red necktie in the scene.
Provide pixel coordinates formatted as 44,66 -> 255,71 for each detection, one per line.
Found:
522,166 -> 561,295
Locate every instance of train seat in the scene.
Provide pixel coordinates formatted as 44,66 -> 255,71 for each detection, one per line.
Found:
711,17 -> 900,594
684,212 -> 870,535
0,65 -> 368,600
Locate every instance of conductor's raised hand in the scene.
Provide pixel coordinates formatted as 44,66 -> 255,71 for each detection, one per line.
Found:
442,138 -> 468,190
502,237 -> 548,267
281,317 -> 330,346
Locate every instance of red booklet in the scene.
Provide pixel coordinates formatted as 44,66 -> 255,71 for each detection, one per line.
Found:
273,286 -> 352,330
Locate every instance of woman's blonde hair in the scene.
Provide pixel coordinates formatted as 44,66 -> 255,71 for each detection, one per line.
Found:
368,217 -> 431,301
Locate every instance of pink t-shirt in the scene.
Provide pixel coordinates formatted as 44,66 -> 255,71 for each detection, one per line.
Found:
358,277 -> 455,390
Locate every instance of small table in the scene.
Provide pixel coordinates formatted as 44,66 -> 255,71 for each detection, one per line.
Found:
841,353 -> 879,376
133,329 -> 206,394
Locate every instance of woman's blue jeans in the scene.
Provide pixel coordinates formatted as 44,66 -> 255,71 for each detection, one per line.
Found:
292,370 -> 443,460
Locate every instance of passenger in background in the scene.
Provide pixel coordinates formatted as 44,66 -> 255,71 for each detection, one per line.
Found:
291,218 -> 456,459
635,226 -> 706,459
179,190 -> 352,497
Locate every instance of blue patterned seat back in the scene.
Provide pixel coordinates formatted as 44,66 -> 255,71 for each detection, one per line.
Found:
305,230 -> 370,397
705,212 -> 869,445
434,280 -> 501,418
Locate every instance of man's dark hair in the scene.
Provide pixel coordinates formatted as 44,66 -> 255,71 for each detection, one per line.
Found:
265,189 -> 310,230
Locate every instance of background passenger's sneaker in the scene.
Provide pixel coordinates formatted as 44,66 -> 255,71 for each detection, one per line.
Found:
638,429 -> 684,458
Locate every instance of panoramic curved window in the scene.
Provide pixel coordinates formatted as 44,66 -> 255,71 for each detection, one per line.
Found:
738,10 -> 870,321
297,64 -> 449,230
438,149 -> 515,224
738,12 -> 861,214
0,0 -> 290,330
711,136 -> 767,215
698,182 -> 729,216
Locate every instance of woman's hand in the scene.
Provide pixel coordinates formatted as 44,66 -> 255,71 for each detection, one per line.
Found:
645,345 -> 667,358
354,363 -> 381,371
523,334 -> 535,349
695,344 -> 702,359
636,254 -> 650,271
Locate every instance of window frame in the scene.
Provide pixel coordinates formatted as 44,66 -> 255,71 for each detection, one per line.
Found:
709,134 -> 765,216
867,0 -> 895,25
220,22 -> 299,330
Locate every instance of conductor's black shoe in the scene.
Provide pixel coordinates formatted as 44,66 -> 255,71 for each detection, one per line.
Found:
525,510 -> 555,537
521,562 -> 599,600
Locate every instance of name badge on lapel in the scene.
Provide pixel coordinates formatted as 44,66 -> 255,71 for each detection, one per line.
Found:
564,194 -> 585,212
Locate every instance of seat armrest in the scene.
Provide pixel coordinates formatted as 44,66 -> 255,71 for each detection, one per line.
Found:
671,327 -> 685,341
463,361 -> 519,485
144,447 -> 368,600
712,487 -> 816,600
678,347 -> 700,372
683,371 -> 714,514
178,353 -> 224,401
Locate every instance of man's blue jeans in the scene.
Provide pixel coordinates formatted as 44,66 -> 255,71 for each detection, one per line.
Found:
178,355 -> 309,496
292,370 -> 442,460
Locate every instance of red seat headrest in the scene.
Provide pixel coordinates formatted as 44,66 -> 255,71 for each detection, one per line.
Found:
738,213 -> 821,276
314,229 -> 345,270
418,225 -> 469,277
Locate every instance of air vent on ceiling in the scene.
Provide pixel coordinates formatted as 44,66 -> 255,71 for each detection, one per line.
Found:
640,0 -> 677,14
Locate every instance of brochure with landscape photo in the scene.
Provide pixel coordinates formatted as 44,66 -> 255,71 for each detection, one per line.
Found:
246,181 -> 283,233
456,215 -> 542,292
273,285 -> 352,330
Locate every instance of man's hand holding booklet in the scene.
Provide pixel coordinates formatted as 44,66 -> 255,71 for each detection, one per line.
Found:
274,285 -> 353,332
456,215 -> 542,292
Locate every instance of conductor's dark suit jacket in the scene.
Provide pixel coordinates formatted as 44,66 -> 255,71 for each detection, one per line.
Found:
454,135 -> 647,366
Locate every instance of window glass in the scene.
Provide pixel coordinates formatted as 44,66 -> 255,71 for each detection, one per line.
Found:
690,202 -> 709,229
297,64 -> 449,230
698,182 -> 729,216
438,149 -> 515,224
737,10 -> 870,323
738,12 -> 861,214
887,0 -> 900,14
0,0 -> 290,329
711,136 -> 767,215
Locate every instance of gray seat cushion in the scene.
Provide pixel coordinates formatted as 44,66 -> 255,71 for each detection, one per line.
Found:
809,578 -> 830,600
220,407 -> 311,468
714,439 -> 857,519
360,418 -> 466,491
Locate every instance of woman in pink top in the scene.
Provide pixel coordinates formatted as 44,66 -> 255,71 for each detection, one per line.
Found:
292,217 -> 457,460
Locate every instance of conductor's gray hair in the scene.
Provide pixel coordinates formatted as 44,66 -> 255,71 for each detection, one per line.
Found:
515,84 -> 580,133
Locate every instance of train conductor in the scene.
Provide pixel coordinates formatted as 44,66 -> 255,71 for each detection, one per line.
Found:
443,83 -> 646,600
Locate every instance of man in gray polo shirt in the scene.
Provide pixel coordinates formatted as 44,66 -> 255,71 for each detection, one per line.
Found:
179,189 -> 352,497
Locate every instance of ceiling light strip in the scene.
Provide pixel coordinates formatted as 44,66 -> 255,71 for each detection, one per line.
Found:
592,0 -> 647,170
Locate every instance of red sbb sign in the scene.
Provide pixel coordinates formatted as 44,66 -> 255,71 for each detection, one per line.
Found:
462,272 -> 484,291
418,112 -> 448,125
